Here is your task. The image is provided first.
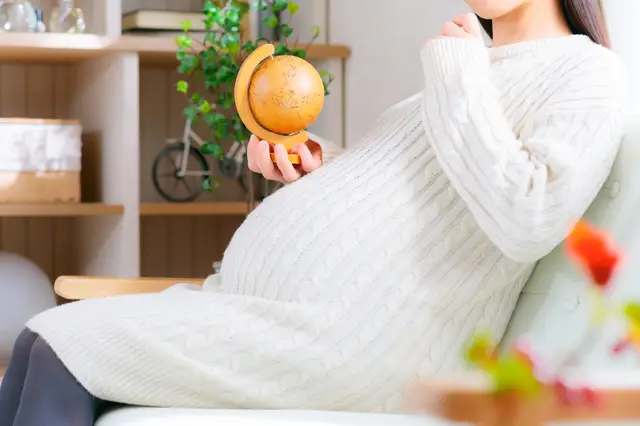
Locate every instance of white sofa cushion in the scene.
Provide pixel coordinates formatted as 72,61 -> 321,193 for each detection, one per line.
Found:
96,408 -> 446,426
97,372 -> 640,425
500,117 -> 640,368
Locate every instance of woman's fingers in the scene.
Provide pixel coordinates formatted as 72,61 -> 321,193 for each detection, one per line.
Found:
247,135 -> 260,173
427,14 -> 483,45
256,140 -> 284,182
250,138 -> 317,183
440,21 -> 470,38
452,13 -> 483,38
293,143 -> 322,174
274,144 -> 301,182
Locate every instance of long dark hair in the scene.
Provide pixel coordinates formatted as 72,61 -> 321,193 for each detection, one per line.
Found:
478,0 -> 610,48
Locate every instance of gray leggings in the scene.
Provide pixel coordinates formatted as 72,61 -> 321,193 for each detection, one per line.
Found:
0,328 -> 112,426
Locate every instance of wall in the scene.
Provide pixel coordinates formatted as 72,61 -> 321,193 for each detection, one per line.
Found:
328,0 -> 470,146
605,0 -> 640,114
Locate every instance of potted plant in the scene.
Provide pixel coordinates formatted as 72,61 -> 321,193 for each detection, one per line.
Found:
167,0 -> 333,196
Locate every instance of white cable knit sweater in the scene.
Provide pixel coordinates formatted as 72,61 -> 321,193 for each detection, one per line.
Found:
26,35 -> 626,413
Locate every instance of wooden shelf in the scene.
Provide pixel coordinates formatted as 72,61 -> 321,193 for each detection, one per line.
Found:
140,202 -> 250,216
125,36 -> 351,65
0,33 -> 120,62
0,33 -> 350,64
0,203 -> 124,217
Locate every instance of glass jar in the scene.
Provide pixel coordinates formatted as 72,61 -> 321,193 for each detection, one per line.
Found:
48,0 -> 85,34
0,0 -> 37,32
35,8 -> 45,32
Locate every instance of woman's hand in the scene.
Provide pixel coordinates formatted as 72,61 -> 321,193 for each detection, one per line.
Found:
428,13 -> 484,43
247,134 -> 323,183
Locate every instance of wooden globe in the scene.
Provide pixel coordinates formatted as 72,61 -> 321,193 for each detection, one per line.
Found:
235,44 -> 326,164
248,55 -> 325,135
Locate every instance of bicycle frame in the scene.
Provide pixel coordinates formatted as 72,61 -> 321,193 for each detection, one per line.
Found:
172,119 -> 209,177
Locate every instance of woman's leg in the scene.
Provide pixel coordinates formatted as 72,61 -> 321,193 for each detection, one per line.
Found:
12,336 -> 110,426
0,328 -> 39,426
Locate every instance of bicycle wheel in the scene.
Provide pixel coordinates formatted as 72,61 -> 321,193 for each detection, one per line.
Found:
152,143 -> 210,202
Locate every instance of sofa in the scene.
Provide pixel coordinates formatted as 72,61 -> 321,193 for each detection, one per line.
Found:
55,116 -> 639,425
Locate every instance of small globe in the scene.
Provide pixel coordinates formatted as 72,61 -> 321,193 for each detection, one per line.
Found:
248,55 -> 325,136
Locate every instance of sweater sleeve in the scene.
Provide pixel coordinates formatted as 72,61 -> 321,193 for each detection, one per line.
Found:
421,38 -> 627,263
307,131 -> 345,164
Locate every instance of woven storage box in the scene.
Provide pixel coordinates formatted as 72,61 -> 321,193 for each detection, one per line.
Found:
0,118 -> 82,203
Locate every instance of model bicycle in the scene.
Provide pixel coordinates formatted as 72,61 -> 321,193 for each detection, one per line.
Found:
152,119 -> 248,203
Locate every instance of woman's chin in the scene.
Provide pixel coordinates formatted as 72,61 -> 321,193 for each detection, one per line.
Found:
465,0 -> 526,19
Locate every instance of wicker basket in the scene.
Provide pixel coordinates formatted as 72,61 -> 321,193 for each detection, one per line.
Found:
0,118 -> 82,203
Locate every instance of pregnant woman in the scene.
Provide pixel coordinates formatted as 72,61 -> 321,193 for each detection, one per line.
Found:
0,0 -> 627,425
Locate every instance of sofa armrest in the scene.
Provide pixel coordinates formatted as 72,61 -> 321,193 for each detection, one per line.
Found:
54,276 -> 204,300
413,372 -> 640,425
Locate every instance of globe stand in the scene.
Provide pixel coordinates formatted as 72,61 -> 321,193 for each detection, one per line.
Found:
235,43 -> 311,165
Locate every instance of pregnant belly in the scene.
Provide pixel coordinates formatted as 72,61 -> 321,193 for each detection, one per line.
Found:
218,141 -> 455,304
218,165 -> 351,299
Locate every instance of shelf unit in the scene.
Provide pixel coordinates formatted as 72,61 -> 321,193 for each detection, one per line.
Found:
0,203 -> 124,217
0,32 -> 350,64
140,203 -> 249,216
0,1 -> 349,284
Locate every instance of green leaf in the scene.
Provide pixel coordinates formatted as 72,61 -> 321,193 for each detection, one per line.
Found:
217,91 -> 234,108
231,0 -> 250,14
291,48 -> 306,59
183,105 -> 199,121
274,43 -> 289,56
227,42 -> 240,54
203,113 -> 230,142
203,112 -> 225,126
264,13 -> 279,28
176,80 -> 189,93
280,24 -> 293,38
273,0 -> 288,12
287,1 -> 299,14
201,140 -> 225,159
180,20 -> 192,32
190,93 -> 202,104
202,176 -> 212,192
175,35 -> 193,48
177,54 -> 199,74
320,70 -> 334,95
199,100 -> 212,113
222,32 -> 240,47
201,141 -> 220,155
255,0 -> 269,11
242,40 -> 257,54
311,25 -> 321,39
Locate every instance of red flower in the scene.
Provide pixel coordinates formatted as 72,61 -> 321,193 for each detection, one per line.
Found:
612,337 -> 632,355
566,221 -> 623,289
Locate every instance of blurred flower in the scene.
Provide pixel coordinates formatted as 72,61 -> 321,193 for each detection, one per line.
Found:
566,220 -> 622,290
465,334 -> 541,396
464,332 -> 496,369
461,221 -> 627,409
613,303 -> 640,355
553,379 -> 602,408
